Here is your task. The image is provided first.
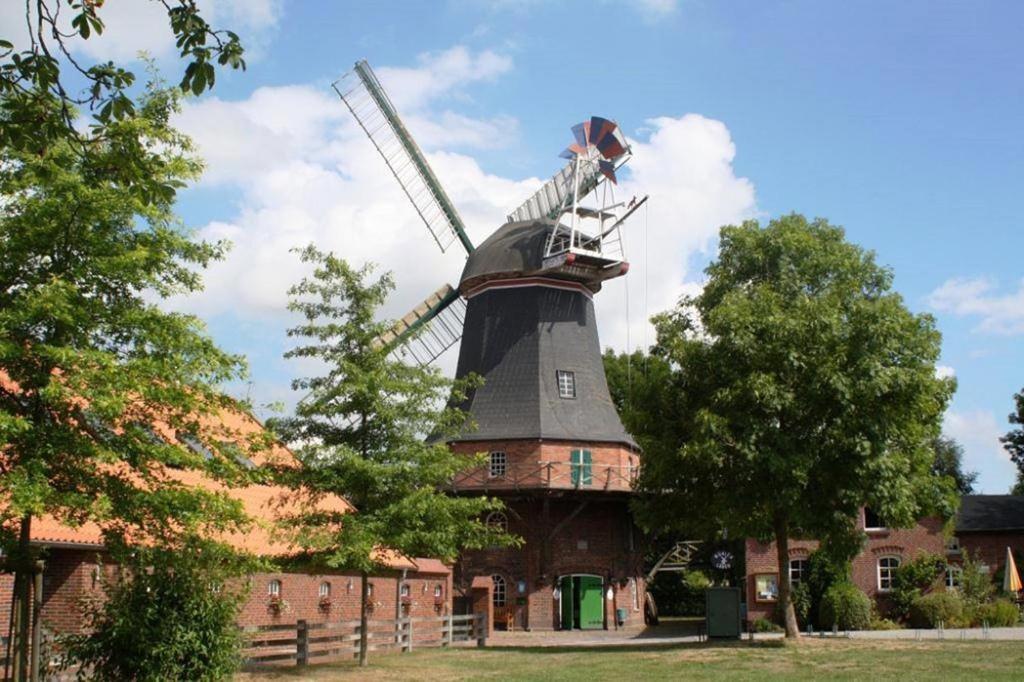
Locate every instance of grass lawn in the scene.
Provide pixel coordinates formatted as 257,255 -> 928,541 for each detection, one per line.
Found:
239,638 -> 1024,681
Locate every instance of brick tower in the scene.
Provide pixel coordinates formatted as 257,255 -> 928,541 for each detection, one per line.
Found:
448,219 -> 645,632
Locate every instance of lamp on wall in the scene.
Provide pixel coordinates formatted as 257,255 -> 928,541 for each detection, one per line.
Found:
346,579 -> 353,593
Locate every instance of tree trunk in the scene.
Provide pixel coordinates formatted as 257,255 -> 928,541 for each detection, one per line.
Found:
773,516 -> 800,639
358,570 -> 369,667
10,514 -> 34,681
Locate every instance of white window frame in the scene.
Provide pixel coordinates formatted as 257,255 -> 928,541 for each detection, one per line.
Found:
400,583 -> 410,597
788,558 -> 809,586
488,451 -> 507,478
268,579 -> 281,597
864,508 -> 887,531
877,556 -> 901,592
556,370 -> 576,399
319,581 -> 331,598
945,566 -> 962,589
434,584 -> 443,598
492,574 -> 507,607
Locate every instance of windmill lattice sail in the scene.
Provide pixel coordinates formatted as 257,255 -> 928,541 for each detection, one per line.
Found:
375,284 -> 466,367
333,61 -> 474,255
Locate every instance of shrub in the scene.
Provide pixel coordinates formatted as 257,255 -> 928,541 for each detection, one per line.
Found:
958,550 -> 994,611
889,551 -> 945,621
975,600 -> 1021,627
772,582 -> 811,628
818,582 -> 871,630
62,544 -> 248,681
805,548 -> 853,628
909,591 -> 964,628
751,617 -> 782,633
869,617 -> 902,630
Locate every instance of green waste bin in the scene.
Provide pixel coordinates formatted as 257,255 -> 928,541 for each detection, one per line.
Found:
615,607 -> 627,626
705,587 -> 741,639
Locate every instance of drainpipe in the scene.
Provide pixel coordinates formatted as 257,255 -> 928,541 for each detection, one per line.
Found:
395,569 -> 408,645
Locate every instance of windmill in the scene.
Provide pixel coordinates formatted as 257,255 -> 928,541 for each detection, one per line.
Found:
333,60 -> 649,632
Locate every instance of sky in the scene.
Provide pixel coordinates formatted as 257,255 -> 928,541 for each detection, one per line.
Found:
4,1 -> 1022,493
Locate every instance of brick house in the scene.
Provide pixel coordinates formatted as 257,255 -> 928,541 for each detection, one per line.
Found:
951,495 -> 1024,585
744,509 -> 945,625
0,405 -> 456,641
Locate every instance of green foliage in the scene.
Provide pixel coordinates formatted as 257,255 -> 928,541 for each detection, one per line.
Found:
774,582 -> 811,628
818,582 -> 871,631
1012,471 -> 1024,496
751,617 -> 783,633
634,214 -> 955,635
931,435 -> 976,495
1002,389 -> 1024,486
0,78 -> 260,559
909,591 -> 964,628
869,616 -> 902,630
958,550 -> 995,613
889,552 -> 946,621
62,543 -> 250,681
1,1 -> 245,156
975,600 -> 1021,627
649,569 -> 711,617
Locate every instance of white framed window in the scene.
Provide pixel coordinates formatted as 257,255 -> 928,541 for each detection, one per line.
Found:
492,574 -> 507,607
319,581 -> 331,598
556,370 -> 576,399
789,558 -> 809,586
268,579 -> 281,597
400,583 -> 410,597
488,451 -> 507,478
434,584 -> 443,598
486,511 -> 508,533
864,508 -> 886,531
367,583 -> 374,597
877,556 -> 901,591
946,566 -> 962,589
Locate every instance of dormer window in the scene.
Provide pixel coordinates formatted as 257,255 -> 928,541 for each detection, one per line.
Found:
864,508 -> 886,531
556,370 -> 576,399
488,451 -> 507,478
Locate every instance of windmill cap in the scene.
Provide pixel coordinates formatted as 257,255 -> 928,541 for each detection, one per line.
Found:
459,219 -> 627,294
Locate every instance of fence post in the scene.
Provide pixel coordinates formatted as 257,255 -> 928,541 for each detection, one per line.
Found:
445,614 -> 453,647
296,620 -> 309,667
404,618 -> 414,653
475,613 -> 487,648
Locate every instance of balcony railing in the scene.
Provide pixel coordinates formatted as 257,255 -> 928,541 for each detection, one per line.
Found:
450,460 -> 639,493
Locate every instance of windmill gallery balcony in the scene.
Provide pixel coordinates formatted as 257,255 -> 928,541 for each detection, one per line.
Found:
449,441 -> 640,494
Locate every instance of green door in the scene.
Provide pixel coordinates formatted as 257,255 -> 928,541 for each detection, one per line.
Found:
578,576 -> 604,630
559,576 -> 574,630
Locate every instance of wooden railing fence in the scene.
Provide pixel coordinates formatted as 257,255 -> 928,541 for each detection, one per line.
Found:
242,613 -> 486,669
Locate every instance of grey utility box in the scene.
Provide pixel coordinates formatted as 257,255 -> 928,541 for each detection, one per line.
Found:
705,587 -> 742,639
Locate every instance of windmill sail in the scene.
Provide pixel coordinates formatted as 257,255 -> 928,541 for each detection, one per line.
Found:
375,284 -> 466,366
333,60 -> 474,255
507,151 -> 629,224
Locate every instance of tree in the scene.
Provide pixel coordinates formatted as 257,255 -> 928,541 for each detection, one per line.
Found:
0,77 -> 260,682
931,435 -> 977,495
639,214 -> 956,638
61,541 -> 248,681
271,247 -> 515,667
1001,389 -> 1024,493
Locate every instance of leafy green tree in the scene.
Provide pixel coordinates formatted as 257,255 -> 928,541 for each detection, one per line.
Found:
931,435 -> 976,496
62,542 -> 249,682
889,552 -> 946,621
0,77 -> 258,682
1001,389 -> 1024,493
271,247 -> 515,667
638,214 -> 956,637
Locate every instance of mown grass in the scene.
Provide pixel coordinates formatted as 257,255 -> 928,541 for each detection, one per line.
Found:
239,637 -> 1024,681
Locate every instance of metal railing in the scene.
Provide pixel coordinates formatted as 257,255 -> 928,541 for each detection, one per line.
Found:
451,460 -> 639,492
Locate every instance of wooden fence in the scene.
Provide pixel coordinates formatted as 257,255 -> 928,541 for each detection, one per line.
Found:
242,613 -> 487,669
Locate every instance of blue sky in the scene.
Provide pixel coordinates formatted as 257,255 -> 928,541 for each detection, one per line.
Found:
7,1 -> 1021,492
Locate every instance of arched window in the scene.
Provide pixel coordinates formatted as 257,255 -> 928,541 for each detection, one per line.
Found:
877,556 -> 901,591
486,511 -> 508,533
492,575 -> 507,607
268,579 -> 282,597
488,451 -> 507,478
789,558 -> 809,586
319,581 -> 331,598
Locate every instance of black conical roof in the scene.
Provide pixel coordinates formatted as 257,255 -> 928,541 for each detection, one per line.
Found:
460,219 -> 555,290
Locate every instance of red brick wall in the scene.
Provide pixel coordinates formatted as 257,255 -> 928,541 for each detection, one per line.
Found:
956,531 -> 1024,580
744,513 -> 945,624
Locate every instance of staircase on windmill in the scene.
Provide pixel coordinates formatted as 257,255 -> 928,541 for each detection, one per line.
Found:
333,60 -> 650,632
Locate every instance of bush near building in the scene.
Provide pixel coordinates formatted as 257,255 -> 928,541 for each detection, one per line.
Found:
818,582 -> 871,631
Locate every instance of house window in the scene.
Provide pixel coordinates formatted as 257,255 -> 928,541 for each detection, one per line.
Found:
864,508 -> 886,531
570,449 -> 592,487
877,556 -> 901,591
789,559 -> 809,586
630,578 -> 640,611
755,574 -> 779,602
400,583 -> 410,597
177,431 -> 214,461
319,582 -> 331,598
486,511 -> 508,533
556,370 -> 576,399
488,451 -> 507,478
434,584 -> 443,598
492,575 -> 507,607
946,566 -> 962,589
268,579 -> 281,597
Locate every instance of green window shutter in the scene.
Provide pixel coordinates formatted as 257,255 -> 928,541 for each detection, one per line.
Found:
571,449 -> 581,487
582,450 -> 592,486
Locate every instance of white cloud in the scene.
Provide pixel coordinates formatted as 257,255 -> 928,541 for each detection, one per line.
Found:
944,410 -> 1017,494
375,47 -> 513,111
927,277 -> 1024,335
0,0 -> 281,63
936,365 -> 956,379
633,0 -> 680,20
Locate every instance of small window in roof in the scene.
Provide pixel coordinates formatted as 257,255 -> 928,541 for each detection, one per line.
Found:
177,432 -> 214,460
556,370 -> 576,399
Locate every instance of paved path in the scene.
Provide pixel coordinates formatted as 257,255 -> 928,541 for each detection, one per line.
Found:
488,624 -> 1024,648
